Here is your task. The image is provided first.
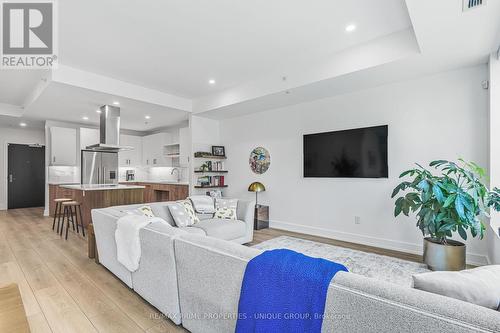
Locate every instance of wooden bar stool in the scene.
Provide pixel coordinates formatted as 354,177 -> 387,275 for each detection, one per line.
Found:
60,201 -> 85,240
52,198 -> 72,233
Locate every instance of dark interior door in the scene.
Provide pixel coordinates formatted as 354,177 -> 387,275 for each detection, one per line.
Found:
8,144 -> 45,209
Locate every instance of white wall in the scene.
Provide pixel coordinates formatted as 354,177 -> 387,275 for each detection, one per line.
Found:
487,53 -> 500,264
0,127 -> 45,210
220,65 -> 490,265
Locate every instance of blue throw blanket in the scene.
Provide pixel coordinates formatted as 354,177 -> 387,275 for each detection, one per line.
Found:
236,249 -> 348,333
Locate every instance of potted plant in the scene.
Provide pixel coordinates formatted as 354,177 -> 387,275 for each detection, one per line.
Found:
392,159 -> 500,271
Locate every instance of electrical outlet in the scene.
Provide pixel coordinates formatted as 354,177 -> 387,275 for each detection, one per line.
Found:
354,216 -> 361,225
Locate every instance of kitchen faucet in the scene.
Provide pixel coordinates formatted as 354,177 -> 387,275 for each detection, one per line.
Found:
171,168 -> 181,182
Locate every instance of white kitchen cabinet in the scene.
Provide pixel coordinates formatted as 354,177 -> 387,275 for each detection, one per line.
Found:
142,132 -> 171,167
178,127 -> 190,167
50,127 -> 77,166
79,128 -> 99,150
119,134 -> 142,167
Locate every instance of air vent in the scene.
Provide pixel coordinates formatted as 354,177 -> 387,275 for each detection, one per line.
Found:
463,0 -> 486,11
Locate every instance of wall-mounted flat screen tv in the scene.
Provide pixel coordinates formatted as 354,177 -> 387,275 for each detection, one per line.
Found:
304,125 -> 388,178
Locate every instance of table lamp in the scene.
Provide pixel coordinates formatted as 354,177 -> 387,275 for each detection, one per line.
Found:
248,182 -> 265,207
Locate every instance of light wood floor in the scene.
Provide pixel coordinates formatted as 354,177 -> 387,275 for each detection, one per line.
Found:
0,207 -> 423,332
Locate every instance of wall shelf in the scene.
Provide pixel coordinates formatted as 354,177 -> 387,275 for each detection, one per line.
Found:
194,170 -> 228,173
194,185 -> 228,189
194,155 -> 227,160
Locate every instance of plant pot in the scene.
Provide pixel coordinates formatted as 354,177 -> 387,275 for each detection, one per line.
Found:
423,237 -> 465,271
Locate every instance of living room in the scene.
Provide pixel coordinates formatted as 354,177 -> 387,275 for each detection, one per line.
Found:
0,1 -> 500,332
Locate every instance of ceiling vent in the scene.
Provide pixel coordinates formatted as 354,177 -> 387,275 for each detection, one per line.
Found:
463,0 -> 486,12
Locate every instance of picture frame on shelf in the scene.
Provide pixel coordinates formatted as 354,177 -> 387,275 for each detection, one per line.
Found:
212,146 -> 226,157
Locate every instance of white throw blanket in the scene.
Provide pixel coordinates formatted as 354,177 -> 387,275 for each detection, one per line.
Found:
115,215 -> 167,271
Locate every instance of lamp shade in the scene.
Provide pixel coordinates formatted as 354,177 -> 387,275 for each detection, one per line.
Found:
248,182 -> 266,192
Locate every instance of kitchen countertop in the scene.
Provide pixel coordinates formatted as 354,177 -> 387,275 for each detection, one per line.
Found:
120,180 -> 190,186
60,184 -> 146,191
48,182 -> 80,185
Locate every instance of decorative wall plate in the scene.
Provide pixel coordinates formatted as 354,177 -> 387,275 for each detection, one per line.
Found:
249,147 -> 271,174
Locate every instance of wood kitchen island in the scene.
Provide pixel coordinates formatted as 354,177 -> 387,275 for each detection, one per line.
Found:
49,182 -> 190,227
49,184 -> 145,227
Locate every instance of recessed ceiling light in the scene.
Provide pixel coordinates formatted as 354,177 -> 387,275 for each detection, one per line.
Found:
113,101 -> 120,105
208,79 -> 216,85
145,115 -> 151,120
82,116 -> 89,120
96,109 -> 102,114
345,24 -> 356,32
19,122 -> 27,127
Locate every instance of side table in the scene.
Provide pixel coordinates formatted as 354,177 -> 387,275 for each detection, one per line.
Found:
254,205 -> 269,230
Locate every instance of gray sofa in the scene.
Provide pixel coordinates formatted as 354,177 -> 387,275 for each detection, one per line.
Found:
91,199 -> 254,324
92,204 -> 500,333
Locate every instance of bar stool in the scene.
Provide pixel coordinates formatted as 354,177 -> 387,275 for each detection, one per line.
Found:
52,198 -> 72,233
61,201 -> 85,240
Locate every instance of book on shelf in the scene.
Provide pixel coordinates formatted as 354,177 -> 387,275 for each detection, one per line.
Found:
196,175 -> 225,187
195,160 -> 225,172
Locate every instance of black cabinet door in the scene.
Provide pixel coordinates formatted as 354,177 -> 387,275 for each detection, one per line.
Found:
8,144 -> 45,209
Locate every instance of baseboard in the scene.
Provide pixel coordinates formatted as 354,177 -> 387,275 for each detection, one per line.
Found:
269,220 -> 488,266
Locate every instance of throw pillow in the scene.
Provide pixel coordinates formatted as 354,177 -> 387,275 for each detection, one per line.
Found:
412,265 -> 500,310
214,207 -> 237,219
214,198 -> 238,220
137,205 -> 155,218
168,199 -> 201,227
189,195 -> 216,214
168,203 -> 192,227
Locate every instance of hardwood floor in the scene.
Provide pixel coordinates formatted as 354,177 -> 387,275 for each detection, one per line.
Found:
0,208 -> 186,333
0,207 -> 424,332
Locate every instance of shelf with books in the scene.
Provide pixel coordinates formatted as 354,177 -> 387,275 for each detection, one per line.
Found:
192,148 -> 228,194
194,185 -> 229,189
195,174 -> 226,188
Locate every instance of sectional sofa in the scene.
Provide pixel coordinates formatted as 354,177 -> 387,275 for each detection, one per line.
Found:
91,202 -> 500,333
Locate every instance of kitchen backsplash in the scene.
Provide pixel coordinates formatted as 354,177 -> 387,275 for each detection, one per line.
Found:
119,166 -> 188,183
49,166 -> 188,184
48,166 -> 79,184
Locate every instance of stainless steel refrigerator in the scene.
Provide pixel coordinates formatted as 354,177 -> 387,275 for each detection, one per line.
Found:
81,150 -> 118,185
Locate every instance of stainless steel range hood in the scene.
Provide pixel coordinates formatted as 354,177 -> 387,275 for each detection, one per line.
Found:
86,105 -> 133,152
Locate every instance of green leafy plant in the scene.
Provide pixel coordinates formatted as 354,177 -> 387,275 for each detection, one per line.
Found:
392,159 -> 500,244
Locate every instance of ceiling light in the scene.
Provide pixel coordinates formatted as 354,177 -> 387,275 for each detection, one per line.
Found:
145,115 -> 151,120
113,101 -> 120,105
19,122 -> 27,127
208,79 -> 216,85
345,24 -> 356,32
96,109 -> 102,114
82,116 -> 89,120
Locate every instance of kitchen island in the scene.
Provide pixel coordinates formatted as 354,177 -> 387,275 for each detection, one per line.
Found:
119,181 -> 189,202
49,184 -> 145,227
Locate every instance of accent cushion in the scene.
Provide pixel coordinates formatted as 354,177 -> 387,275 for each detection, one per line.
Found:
412,265 -> 500,310
189,195 -> 215,214
168,201 -> 200,227
215,198 -> 238,220
191,218 -> 246,240
149,203 -> 176,226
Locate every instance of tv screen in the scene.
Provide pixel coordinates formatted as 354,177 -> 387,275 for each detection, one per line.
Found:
304,125 -> 388,178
